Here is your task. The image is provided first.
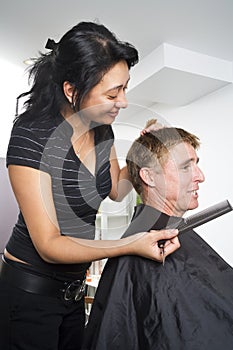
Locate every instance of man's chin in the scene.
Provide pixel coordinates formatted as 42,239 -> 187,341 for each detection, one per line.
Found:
188,201 -> 199,211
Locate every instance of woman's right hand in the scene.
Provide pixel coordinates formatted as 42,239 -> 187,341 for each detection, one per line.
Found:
127,229 -> 180,262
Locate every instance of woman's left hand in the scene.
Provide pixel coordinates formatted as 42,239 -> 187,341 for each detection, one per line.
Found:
140,119 -> 164,136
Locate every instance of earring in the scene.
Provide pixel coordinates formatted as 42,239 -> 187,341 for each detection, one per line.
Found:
71,101 -> 76,111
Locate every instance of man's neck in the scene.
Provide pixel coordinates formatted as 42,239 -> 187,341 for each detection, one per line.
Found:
143,197 -> 184,218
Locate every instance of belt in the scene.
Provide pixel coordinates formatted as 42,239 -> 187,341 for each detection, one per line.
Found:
0,257 -> 86,301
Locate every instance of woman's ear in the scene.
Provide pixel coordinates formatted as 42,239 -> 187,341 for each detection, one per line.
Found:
63,81 -> 77,104
139,167 -> 156,187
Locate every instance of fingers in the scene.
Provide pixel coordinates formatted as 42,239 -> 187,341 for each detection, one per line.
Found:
140,123 -> 164,136
157,237 -> 180,264
163,236 -> 180,254
150,229 -> 178,241
132,229 -> 179,263
140,129 -> 148,136
149,229 -> 180,263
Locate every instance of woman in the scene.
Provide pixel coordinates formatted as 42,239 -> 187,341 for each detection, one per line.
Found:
0,21 -> 179,350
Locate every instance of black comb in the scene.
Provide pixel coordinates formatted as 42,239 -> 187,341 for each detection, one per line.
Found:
158,200 -> 233,248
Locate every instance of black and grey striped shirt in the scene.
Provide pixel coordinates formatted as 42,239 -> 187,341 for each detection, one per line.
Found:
6,113 -> 114,272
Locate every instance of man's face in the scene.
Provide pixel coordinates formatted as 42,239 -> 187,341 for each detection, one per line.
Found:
153,142 -> 205,216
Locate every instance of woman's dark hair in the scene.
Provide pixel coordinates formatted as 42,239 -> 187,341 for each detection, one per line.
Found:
16,21 -> 139,121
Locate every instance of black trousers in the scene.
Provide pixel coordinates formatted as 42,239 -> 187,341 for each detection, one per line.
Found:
0,278 -> 85,350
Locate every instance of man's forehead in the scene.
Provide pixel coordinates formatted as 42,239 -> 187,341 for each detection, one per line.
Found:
166,142 -> 197,162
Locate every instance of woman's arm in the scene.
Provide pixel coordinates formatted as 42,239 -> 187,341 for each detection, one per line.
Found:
8,165 -> 179,264
109,119 -> 164,201
109,145 -> 133,201
140,118 -> 164,135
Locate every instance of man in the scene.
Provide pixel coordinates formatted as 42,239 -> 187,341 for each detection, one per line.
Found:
83,126 -> 233,350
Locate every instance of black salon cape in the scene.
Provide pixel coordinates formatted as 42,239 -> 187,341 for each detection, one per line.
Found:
82,204 -> 233,350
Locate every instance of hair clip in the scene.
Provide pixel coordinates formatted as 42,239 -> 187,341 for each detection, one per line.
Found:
45,38 -> 58,51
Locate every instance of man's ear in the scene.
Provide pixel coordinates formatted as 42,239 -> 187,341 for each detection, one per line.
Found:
63,81 -> 77,104
139,168 -> 156,187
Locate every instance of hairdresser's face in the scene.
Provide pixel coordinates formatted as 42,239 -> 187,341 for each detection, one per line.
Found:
153,142 -> 205,216
80,60 -> 130,124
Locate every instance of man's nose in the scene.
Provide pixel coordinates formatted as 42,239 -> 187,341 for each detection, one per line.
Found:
196,166 -> 205,183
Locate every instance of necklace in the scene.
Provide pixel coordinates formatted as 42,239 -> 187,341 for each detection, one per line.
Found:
75,132 -> 88,158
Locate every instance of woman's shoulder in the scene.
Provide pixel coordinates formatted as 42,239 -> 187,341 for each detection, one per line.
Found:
10,115 -> 65,152
7,114 -> 61,170
13,114 -> 57,134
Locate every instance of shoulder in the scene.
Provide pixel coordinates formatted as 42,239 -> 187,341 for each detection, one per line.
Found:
12,115 -> 58,140
7,115 -> 58,171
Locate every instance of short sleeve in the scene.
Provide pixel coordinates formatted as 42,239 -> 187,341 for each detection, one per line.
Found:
6,122 -> 49,173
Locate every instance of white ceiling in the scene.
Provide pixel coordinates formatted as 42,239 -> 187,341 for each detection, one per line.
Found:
1,0 -> 233,108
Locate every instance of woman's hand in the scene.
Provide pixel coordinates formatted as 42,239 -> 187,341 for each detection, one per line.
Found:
140,118 -> 164,136
127,229 -> 180,262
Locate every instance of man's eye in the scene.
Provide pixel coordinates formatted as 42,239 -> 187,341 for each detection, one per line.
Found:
108,95 -> 117,100
182,165 -> 191,171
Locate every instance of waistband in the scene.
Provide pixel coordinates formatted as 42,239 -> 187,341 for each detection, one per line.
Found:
0,257 -> 86,301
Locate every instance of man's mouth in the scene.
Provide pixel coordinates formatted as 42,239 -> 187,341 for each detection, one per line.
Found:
190,190 -> 198,197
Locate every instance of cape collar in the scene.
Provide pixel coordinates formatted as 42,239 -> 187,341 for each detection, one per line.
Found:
122,204 -> 183,238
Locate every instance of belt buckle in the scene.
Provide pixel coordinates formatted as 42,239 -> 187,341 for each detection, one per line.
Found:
63,279 -> 86,302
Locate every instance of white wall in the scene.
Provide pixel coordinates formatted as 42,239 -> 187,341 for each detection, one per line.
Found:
0,60 -> 28,249
114,84 -> 233,266
0,59 -> 28,157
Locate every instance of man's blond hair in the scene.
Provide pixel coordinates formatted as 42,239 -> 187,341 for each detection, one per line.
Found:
126,126 -> 200,196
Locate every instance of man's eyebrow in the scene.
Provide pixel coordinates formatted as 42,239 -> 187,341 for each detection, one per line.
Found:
180,156 -> 200,166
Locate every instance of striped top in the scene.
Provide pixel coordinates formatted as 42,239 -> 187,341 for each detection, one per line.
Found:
6,113 -> 114,273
